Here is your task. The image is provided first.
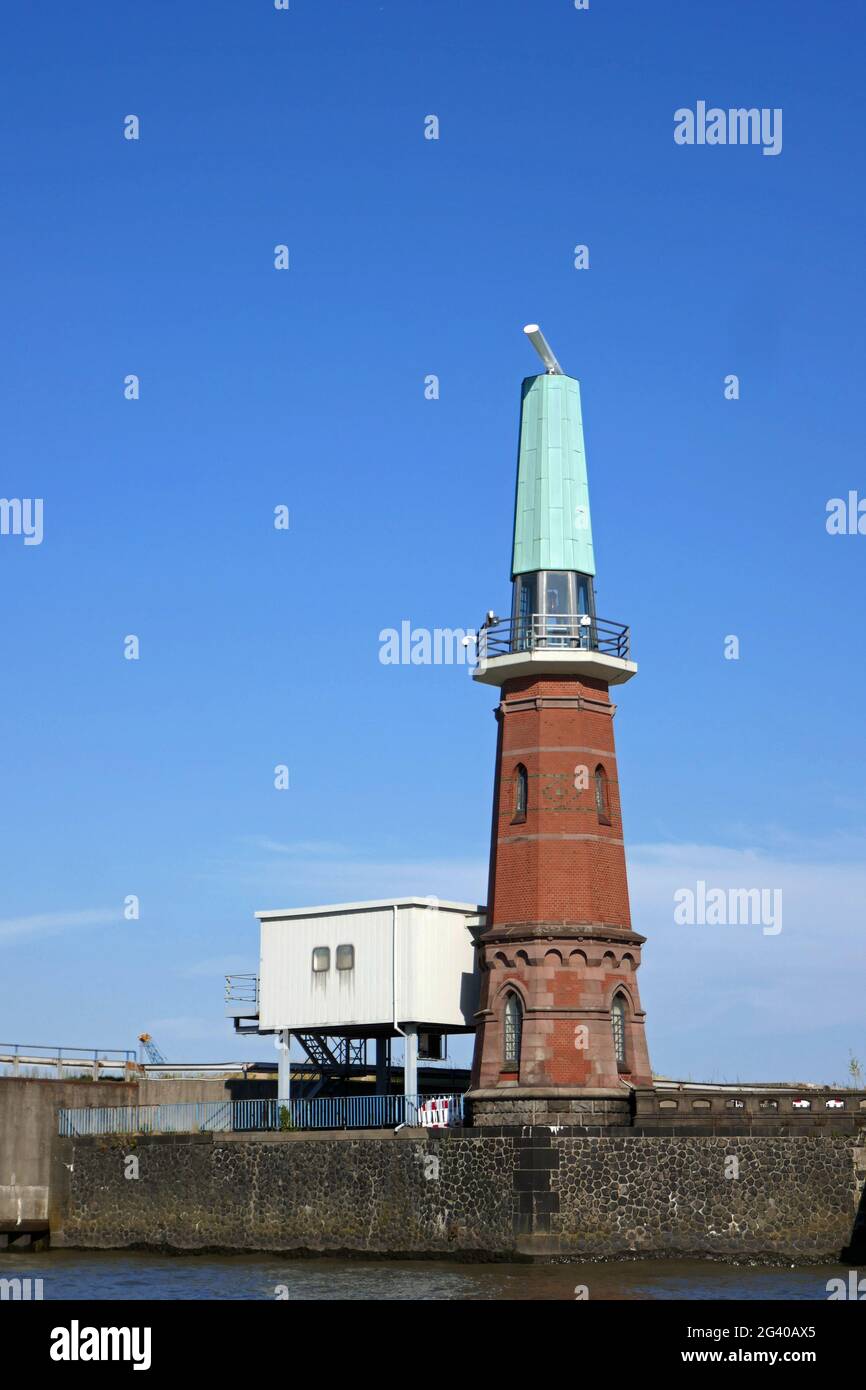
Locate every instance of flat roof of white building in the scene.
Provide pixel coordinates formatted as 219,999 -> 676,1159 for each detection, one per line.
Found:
256,898 -> 486,921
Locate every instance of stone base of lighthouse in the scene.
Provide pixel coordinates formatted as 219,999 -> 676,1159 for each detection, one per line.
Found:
469,1092 -> 634,1128
467,923 -> 652,1128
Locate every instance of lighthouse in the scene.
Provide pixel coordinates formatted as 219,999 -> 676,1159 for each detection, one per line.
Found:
467,326 -> 653,1127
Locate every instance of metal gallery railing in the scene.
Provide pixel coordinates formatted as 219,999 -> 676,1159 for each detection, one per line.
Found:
477,613 -> 630,661
58,1093 -> 465,1137
1,1043 -> 136,1079
224,973 -> 259,1004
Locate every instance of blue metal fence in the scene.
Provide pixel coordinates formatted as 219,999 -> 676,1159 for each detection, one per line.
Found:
58,1093 -> 464,1138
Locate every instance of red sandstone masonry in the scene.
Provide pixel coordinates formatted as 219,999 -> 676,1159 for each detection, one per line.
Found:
471,673 -> 653,1094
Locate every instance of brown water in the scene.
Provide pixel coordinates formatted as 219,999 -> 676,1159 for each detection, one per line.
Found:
0,1250 -> 853,1300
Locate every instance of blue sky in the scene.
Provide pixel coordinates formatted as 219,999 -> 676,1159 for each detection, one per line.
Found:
2,0 -> 864,1083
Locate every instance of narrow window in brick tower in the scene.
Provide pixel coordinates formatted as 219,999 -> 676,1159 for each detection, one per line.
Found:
514,764 -> 528,822
594,763 -> 611,826
611,993 -> 628,1071
503,993 -> 523,1070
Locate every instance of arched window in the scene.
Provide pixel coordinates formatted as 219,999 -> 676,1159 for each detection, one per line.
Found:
594,764 -> 611,825
611,993 -> 628,1071
503,993 -> 523,1070
513,764 -> 528,821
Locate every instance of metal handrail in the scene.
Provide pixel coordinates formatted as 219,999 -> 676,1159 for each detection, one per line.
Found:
224,974 -> 259,1004
0,1043 -> 135,1061
58,1093 -> 465,1137
478,613 -> 630,661
0,1043 -> 137,1080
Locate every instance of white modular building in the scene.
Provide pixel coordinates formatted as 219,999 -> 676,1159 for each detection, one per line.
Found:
227,897 -> 485,1101
257,898 -> 484,1034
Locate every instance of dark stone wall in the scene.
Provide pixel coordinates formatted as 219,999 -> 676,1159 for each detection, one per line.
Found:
53,1129 -> 866,1262
54,1132 -> 517,1257
551,1135 -> 862,1259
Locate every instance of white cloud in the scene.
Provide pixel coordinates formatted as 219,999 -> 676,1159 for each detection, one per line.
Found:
253,838 -> 352,858
212,838 -> 487,908
628,841 -> 866,1083
0,907 -> 120,943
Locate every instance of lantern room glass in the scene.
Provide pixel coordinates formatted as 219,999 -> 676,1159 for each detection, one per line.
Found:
511,571 -> 596,650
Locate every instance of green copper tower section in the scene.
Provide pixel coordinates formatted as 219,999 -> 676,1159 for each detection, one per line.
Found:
511,372 -> 596,579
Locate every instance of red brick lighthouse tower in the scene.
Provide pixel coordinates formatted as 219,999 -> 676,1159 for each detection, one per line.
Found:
468,325 -> 652,1127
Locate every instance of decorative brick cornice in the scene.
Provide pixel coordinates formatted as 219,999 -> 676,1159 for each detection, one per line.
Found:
480,921 -> 646,947
499,832 -> 625,846
503,744 -> 616,758
467,1086 -> 629,1101
497,695 -> 615,718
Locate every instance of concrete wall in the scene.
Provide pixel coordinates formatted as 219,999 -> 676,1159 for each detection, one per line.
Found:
52,1128 -> 866,1261
0,1078 -> 135,1230
0,1076 -> 274,1231
136,1078 -> 275,1106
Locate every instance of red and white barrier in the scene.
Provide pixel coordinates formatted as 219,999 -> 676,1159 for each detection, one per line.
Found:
418,1096 -> 457,1128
